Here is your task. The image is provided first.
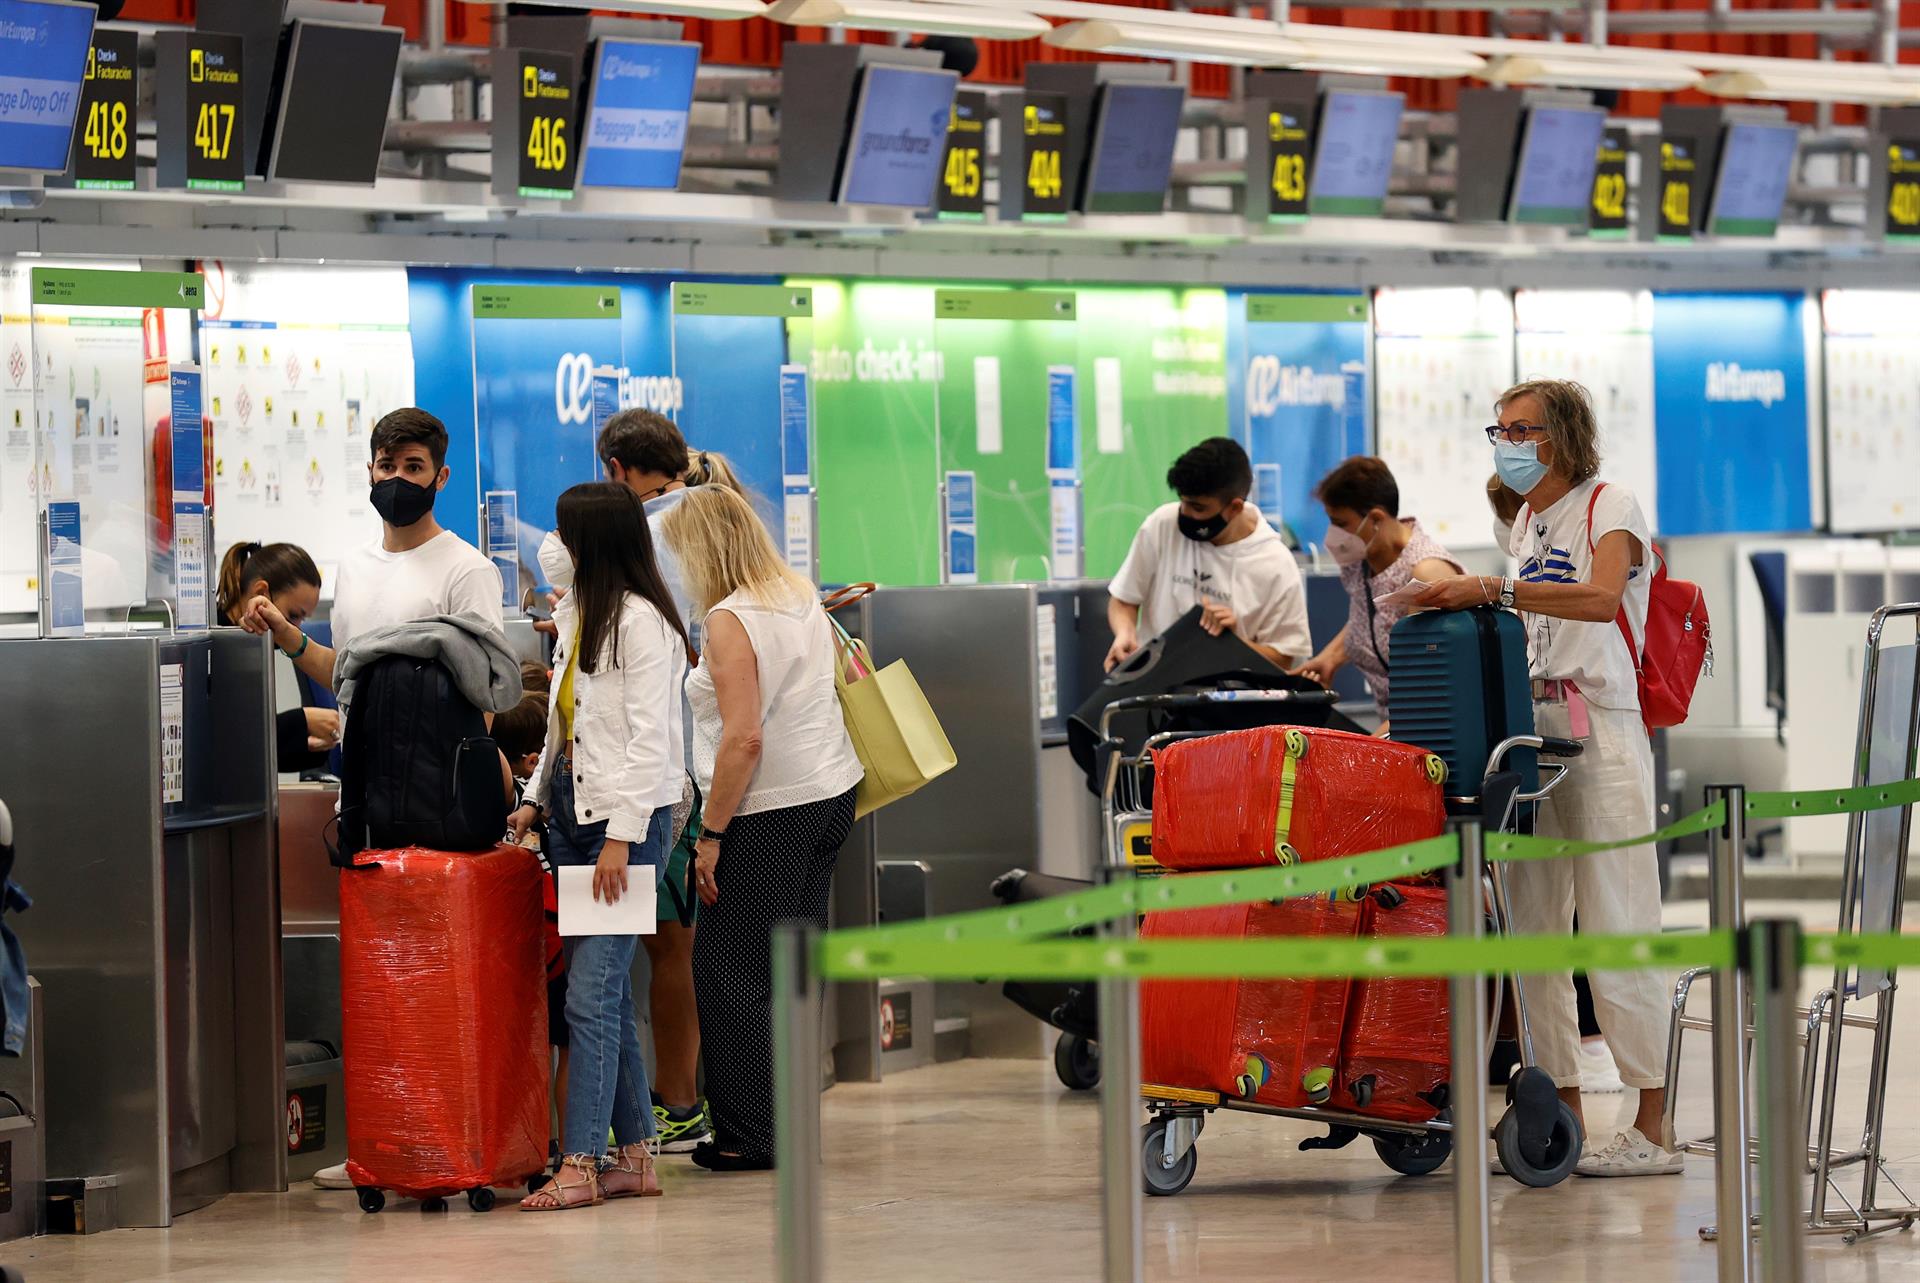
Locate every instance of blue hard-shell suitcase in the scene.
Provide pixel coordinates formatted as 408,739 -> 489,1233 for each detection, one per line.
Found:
1387,607 -> 1536,800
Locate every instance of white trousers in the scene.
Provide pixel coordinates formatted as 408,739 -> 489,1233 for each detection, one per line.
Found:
1504,700 -> 1671,1090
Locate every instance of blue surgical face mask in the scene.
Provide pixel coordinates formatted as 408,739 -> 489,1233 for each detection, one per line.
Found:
1493,441 -> 1549,496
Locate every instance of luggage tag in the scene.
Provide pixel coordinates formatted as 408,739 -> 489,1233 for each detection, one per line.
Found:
1565,683 -> 1592,740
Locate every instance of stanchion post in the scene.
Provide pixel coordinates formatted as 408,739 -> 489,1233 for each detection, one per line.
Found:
1707,783 -> 1754,1280
774,923 -> 823,1283
1447,818 -> 1491,1283
1752,918 -> 1806,1283
1097,868 -> 1142,1283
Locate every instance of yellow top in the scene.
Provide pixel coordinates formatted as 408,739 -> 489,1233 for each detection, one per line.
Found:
558,621 -> 580,745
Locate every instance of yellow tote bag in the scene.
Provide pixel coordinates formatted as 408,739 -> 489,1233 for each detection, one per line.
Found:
829,616 -> 957,819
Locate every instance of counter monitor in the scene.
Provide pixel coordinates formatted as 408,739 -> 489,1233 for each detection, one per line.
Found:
836,63 -> 959,208
1309,89 -> 1404,218
261,17 -> 404,184
1082,82 -> 1186,214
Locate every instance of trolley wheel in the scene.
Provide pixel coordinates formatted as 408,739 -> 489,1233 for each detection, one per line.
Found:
356,1186 -> 385,1214
1141,1119 -> 1197,1197
1054,1032 -> 1101,1091
1494,1100 -> 1584,1188
421,1197 -> 448,1213
1371,1129 -> 1452,1177
467,1187 -> 497,1213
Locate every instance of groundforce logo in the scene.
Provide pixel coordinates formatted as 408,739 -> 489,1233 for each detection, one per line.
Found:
1704,362 -> 1787,408
1246,356 -> 1346,417
555,352 -> 684,424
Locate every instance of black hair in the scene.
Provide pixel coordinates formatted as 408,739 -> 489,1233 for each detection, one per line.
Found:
597,408 -> 688,480
369,407 -> 449,470
491,695 -> 548,761
555,482 -> 694,674
1166,437 -> 1253,503
1312,456 -> 1401,518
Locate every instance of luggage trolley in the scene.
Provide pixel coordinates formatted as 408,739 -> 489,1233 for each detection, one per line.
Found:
1093,693 -> 1589,1194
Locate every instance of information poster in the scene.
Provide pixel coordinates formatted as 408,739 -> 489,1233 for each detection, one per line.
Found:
944,469 -> 977,584
169,366 -> 208,626
1231,292 -> 1369,550
1373,287 -> 1515,549
779,363 -> 814,577
1650,291 -> 1812,536
160,661 -> 185,803
1045,365 -> 1079,579
1513,290 -> 1659,530
484,489 -> 519,607
1821,289 -> 1920,532
472,284 -> 623,609
45,499 -> 83,636
203,262 -> 412,591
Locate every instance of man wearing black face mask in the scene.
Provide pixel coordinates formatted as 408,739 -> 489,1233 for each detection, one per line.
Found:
1105,436 -> 1310,672
243,407 -> 504,695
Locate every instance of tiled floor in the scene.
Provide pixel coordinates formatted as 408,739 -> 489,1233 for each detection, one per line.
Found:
8,897 -> 1917,1282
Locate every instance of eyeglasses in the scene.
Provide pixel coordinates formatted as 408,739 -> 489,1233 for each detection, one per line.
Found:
1485,424 -> 1547,445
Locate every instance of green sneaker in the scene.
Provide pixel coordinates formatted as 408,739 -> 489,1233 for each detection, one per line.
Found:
654,1099 -> 712,1154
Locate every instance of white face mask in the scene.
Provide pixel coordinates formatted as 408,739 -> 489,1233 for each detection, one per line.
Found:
537,528 -> 574,591
1323,515 -> 1375,567
1492,517 -> 1516,552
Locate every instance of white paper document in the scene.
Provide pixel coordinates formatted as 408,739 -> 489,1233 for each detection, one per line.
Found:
1373,577 -> 1442,610
557,865 -> 658,937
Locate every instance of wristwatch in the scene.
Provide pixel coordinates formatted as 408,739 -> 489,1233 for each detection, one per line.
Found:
1498,578 -> 1517,610
699,828 -> 727,845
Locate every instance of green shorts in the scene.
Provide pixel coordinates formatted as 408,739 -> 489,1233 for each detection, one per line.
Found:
659,784 -> 701,925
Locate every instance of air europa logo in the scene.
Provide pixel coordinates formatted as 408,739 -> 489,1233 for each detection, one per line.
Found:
1246,357 -> 1346,417
1704,362 -> 1787,408
554,352 -> 684,424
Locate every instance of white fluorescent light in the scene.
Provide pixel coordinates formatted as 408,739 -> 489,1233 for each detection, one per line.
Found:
1701,69 -> 1920,106
1291,38 -> 1486,78
455,0 -> 769,19
1481,54 -> 1701,92
1045,19 -> 1307,67
768,0 -> 1050,39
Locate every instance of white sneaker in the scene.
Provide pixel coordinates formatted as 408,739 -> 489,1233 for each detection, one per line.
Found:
1579,1039 -> 1625,1095
311,1161 -> 354,1190
1575,1126 -> 1684,1177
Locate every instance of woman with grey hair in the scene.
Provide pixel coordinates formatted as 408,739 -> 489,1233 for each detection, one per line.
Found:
1412,378 -> 1676,1178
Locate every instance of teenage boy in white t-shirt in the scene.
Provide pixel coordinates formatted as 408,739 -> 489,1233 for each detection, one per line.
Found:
1106,436 -> 1311,672
242,406 -> 504,686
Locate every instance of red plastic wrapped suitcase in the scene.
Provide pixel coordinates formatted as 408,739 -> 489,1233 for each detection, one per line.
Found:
1141,896 -> 1363,1108
340,844 -> 550,1206
1335,883 -> 1452,1124
1150,726 -> 1448,871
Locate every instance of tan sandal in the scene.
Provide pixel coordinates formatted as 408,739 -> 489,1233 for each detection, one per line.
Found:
600,1139 -> 663,1199
520,1155 -> 604,1212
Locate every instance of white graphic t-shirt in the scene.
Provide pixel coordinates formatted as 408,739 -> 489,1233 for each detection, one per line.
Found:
1509,479 -> 1652,711
1110,501 -> 1312,663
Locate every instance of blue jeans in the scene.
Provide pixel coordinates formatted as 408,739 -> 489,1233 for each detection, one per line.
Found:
547,766 -> 670,1156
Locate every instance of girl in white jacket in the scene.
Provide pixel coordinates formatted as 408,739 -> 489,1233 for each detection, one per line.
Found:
511,482 -> 694,1210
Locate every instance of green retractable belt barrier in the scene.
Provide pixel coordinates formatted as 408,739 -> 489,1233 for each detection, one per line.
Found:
815,776 -> 1920,984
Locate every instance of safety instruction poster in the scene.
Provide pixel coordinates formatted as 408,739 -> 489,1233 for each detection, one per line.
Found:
202,262 -> 411,590
779,364 -> 814,577
1046,365 -> 1079,580
1821,289 -> 1920,533
1514,289 -> 1659,532
160,662 -> 185,804
944,469 -> 977,584
1374,287 -> 1515,550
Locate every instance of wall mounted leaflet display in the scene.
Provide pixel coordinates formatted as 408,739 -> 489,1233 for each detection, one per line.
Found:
835,63 -> 959,209
1708,122 -> 1798,238
0,0 -> 93,175
1589,127 -> 1630,238
202,261 -> 412,591
484,489 -> 518,608
260,16 -> 405,184
1821,289 -> 1920,534
670,283 -> 812,593
493,48 -> 580,200
933,289 -> 1076,583
1514,289 -> 1659,531
154,30 -> 245,193
25,267 -> 204,636
70,24 -> 135,190
936,90 -> 987,219
1236,292 -> 1369,552
1507,105 -> 1606,226
472,285 -> 622,612
1308,90 -> 1402,218
579,38 -> 699,191
1656,133 -> 1698,240
1082,82 -> 1186,214
1373,286 -> 1514,551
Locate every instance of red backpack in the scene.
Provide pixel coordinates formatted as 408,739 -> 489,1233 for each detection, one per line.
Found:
1585,484 -> 1711,731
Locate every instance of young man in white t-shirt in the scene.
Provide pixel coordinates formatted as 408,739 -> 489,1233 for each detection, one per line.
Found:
243,406 -> 504,685
1413,378 -> 1674,1178
1106,436 -> 1311,672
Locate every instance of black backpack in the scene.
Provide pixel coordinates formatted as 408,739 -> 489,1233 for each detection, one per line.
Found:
330,654 -> 509,867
